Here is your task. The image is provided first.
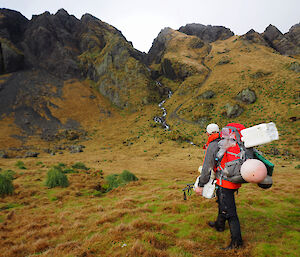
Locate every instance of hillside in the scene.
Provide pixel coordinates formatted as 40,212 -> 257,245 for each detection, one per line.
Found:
0,8 -> 299,257
148,27 -> 300,157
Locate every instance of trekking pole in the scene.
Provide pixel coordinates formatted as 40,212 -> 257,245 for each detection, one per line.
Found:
182,183 -> 194,200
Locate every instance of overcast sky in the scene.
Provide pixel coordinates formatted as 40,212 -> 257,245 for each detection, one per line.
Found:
1,0 -> 299,52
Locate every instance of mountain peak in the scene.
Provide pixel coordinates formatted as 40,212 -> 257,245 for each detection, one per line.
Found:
178,23 -> 234,43
55,8 -> 69,17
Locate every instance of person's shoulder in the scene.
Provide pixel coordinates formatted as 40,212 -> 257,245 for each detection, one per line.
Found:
207,140 -> 219,151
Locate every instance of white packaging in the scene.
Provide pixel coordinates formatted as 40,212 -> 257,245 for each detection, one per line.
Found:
202,178 -> 216,199
241,122 -> 279,148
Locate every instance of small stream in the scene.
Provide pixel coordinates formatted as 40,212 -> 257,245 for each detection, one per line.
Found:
153,81 -> 196,146
153,82 -> 172,130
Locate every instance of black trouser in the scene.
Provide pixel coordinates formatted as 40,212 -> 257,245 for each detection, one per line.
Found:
215,186 -> 242,244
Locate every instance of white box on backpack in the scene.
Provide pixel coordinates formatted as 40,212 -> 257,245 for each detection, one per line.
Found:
241,122 -> 279,148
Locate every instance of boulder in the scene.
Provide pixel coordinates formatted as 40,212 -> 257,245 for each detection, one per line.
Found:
223,103 -> 244,118
289,62 -> 300,73
69,145 -> 84,153
24,151 -> 39,158
217,56 -> 231,65
0,150 -> 8,158
236,88 -> 256,104
197,90 -> 215,99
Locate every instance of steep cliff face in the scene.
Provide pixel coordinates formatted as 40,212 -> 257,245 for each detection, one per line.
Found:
0,8 -> 161,144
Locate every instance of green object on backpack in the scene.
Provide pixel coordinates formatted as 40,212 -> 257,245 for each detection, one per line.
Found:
253,150 -> 274,176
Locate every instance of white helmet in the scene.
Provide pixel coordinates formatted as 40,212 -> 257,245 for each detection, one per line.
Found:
206,123 -> 219,134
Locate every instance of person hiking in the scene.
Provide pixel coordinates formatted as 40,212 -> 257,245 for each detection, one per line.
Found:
195,123 -> 244,250
203,123 -> 220,150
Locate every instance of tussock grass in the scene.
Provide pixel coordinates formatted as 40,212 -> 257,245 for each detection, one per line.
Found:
45,166 -> 69,188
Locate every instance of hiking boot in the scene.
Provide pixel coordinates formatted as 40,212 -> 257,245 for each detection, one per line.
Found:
221,240 -> 243,250
207,221 -> 224,232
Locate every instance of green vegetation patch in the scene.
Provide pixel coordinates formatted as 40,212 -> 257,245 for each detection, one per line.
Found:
0,173 -> 14,197
45,166 -> 69,188
72,162 -> 89,170
0,169 -> 16,181
15,160 -> 26,169
104,170 -> 138,192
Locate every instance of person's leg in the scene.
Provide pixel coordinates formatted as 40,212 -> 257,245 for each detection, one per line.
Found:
219,187 -> 243,249
208,187 -> 225,231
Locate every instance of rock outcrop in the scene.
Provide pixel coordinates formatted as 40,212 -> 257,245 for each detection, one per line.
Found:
178,23 -> 234,43
262,24 -> 300,56
242,24 -> 300,56
147,27 -> 174,64
241,29 -> 269,46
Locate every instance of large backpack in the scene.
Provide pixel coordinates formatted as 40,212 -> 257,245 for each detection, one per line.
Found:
215,123 -> 254,184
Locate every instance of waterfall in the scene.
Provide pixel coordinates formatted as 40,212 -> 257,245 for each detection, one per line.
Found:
153,82 -> 172,130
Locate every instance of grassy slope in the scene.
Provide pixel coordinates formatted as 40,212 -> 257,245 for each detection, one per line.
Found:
0,108 -> 299,257
161,35 -> 299,157
0,32 -> 299,256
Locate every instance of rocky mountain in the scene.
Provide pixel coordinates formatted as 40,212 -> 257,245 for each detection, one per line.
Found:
0,8 -> 163,146
0,8 -> 299,157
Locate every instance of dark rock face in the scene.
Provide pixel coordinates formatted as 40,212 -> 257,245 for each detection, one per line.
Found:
286,23 -> 300,47
147,27 -> 173,64
0,41 -> 25,73
161,58 -> 176,80
241,29 -> 269,46
242,24 -> 300,56
262,25 -> 300,55
0,8 -> 156,141
178,23 -> 234,43
262,25 -> 299,55
0,9 -> 28,44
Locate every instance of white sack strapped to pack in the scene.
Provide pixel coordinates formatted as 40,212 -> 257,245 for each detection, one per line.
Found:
241,122 -> 279,148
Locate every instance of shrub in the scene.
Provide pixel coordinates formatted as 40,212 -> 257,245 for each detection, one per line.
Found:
1,170 -> 16,181
0,174 -> 14,197
120,170 -> 138,182
105,174 -> 122,192
105,170 -> 138,192
15,161 -> 26,169
46,166 -> 69,188
295,164 -> 300,169
72,162 -> 89,170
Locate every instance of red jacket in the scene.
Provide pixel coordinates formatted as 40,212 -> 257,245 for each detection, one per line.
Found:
203,133 -> 220,149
